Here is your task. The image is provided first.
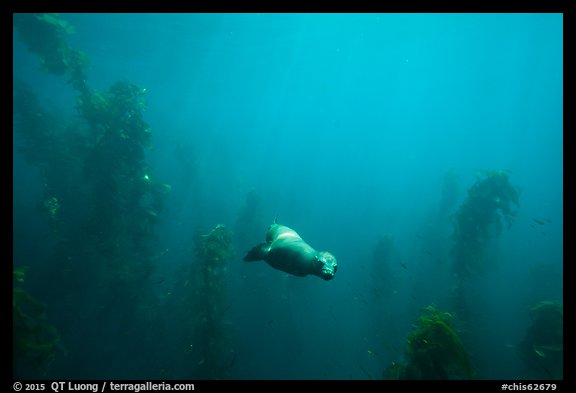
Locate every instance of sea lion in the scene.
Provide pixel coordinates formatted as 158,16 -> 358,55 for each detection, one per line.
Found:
243,220 -> 338,280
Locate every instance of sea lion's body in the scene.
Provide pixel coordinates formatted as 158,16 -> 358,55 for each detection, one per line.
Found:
244,222 -> 338,280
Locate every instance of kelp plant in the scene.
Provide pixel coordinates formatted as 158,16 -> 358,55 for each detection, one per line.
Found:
192,224 -> 235,379
79,81 -> 170,272
517,301 -> 563,380
452,170 -> 519,278
14,13 -> 170,283
13,266 -> 65,373
13,13 -> 170,377
13,80 -> 93,238
438,169 -> 460,220
371,234 -> 395,296
13,13 -> 88,91
384,304 -> 475,380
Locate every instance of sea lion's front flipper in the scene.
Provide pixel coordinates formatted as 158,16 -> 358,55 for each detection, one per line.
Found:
243,243 -> 269,262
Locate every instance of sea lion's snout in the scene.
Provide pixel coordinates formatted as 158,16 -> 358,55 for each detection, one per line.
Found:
315,251 -> 338,280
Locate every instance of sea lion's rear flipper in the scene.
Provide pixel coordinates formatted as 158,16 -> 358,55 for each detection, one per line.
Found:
243,243 -> 268,262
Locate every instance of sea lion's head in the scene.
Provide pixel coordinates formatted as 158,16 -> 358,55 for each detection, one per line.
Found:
313,251 -> 338,280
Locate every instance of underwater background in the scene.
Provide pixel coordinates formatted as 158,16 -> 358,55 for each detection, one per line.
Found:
12,13 -> 563,380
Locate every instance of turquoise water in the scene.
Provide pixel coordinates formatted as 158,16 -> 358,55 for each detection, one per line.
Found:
13,13 -> 563,380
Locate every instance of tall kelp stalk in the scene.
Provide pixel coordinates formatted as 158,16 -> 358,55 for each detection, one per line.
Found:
13,80 -> 92,238
78,81 -> 171,281
450,170 -> 519,317
13,13 -> 170,377
368,234 -> 402,354
191,224 -> 235,379
384,304 -> 475,380
371,234 -> 395,298
517,301 -> 563,380
13,266 -> 66,374
438,169 -> 461,221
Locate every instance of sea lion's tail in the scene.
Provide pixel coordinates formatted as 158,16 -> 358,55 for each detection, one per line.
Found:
243,243 -> 267,262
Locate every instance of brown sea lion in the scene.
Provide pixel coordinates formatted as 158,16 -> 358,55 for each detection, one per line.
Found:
243,219 -> 338,280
